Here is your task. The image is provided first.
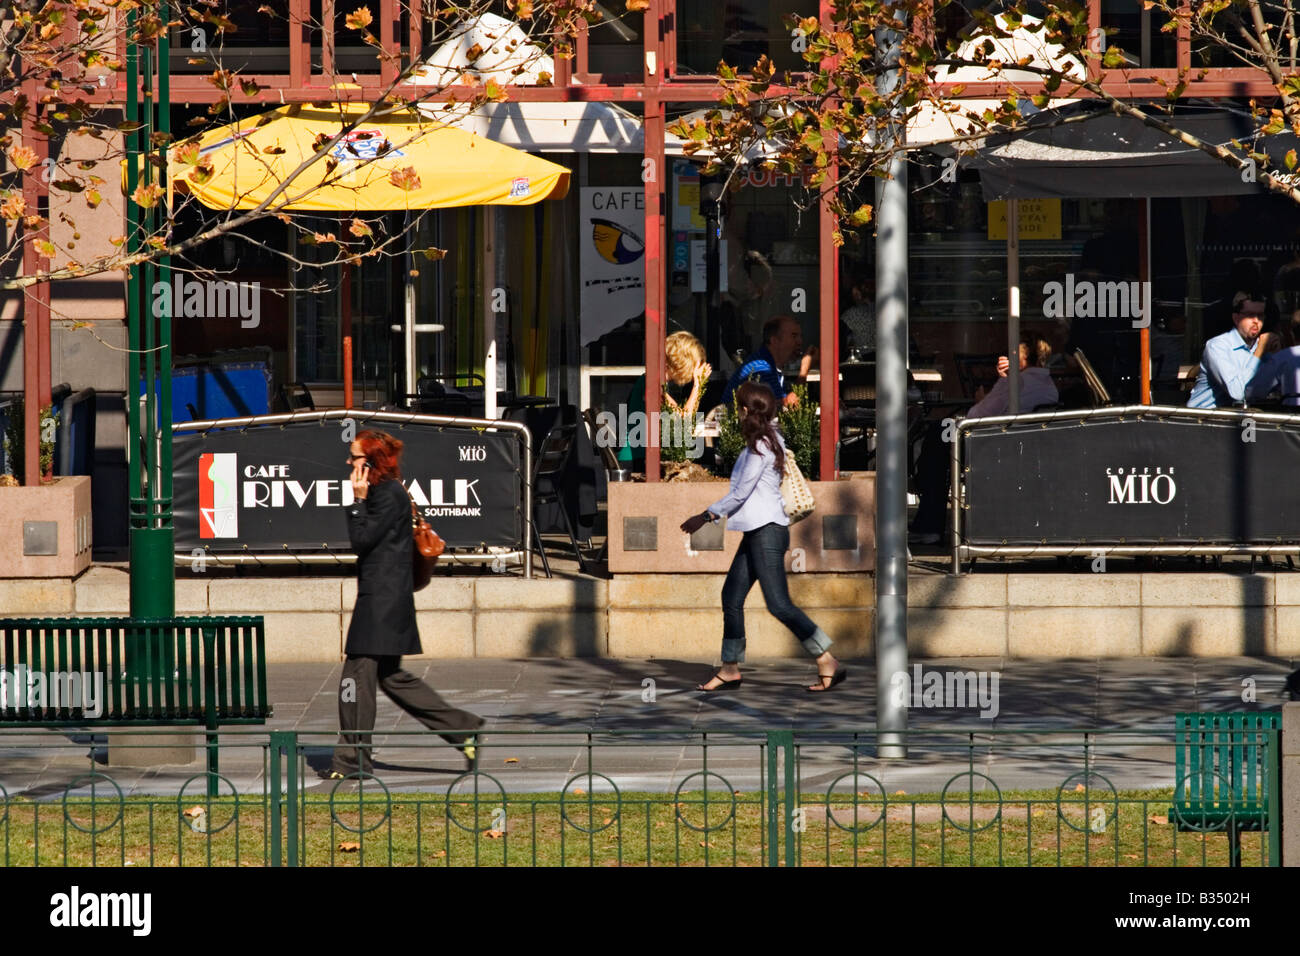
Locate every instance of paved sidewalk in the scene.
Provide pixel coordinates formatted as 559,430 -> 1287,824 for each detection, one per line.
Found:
1,656 -> 1293,798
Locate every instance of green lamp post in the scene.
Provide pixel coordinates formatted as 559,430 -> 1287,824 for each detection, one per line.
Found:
125,7 -> 175,622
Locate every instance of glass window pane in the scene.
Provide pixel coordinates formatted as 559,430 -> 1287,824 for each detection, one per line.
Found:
664,155 -> 819,380
936,0 -> 1050,52
1100,0 -> 1176,68
1191,1 -> 1300,70
293,216 -> 341,383
677,0 -> 819,76
588,7 -> 645,77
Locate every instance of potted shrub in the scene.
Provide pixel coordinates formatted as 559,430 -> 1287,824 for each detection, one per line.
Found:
715,383 -> 818,479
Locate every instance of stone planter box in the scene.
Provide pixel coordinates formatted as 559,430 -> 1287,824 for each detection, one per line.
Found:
0,476 -> 93,578
607,476 -> 875,573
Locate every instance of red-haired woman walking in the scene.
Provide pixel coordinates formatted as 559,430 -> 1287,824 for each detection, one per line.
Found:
680,382 -> 846,692
327,429 -> 482,778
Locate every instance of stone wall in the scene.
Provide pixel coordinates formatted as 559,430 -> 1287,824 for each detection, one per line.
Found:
0,568 -> 1295,662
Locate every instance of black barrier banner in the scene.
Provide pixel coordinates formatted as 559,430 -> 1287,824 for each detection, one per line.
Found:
964,413 -> 1300,544
174,421 -> 521,551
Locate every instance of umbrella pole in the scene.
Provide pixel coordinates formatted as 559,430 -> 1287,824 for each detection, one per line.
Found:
342,258 -> 354,408
1139,198 -> 1152,405
1007,199 -> 1020,414
483,208 -> 500,420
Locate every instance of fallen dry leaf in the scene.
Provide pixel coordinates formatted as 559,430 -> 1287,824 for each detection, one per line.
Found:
734,790 -> 743,796
602,817 -> 613,826
338,841 -> 360,852
894,790 -> 906,795
699,841 -> 712,848
1149,814 -> 1168,825
1074,783 -> 1087,792
485,829 -> 505,839
572,788 -> 586,796
435,850 -> 446,858
504,757 -> 519,764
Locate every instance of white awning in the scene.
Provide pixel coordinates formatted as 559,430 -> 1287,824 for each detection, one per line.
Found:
410,13 -> 555,86
936,14 -> 1087,85
420,100 -> 644,153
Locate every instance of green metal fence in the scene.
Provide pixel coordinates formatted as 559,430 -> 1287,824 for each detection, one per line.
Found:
0,727 -> 1282,866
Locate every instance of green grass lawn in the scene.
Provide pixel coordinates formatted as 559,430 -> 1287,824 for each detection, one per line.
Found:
0,787 -> 1271,867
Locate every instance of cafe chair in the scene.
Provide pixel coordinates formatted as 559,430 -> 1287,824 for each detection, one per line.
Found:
1073,348 -> 1112,405
279,381 -> 316,412
582,407 -> 622,474
531,421 -> 587,578
405,375 -> 475,416
841,361 -> 876,407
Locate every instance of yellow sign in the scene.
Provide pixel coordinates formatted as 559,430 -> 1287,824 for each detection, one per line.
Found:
987,199 -> 1062,240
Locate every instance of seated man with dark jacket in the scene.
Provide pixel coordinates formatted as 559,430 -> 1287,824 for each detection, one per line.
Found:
723,315 -> 804,408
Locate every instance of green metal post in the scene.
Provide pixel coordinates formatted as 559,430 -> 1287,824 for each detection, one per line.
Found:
1267,725 -> 1282,866
202,627 -> 218,797
765,732 -> 780,867
765,730 -> 796,867
126,15 -> 175,623
158,3 -> 175,553
781,731 -> 796,867
203,626 -> 218,797
269,734 -> 283,867
285,732 -> 300,867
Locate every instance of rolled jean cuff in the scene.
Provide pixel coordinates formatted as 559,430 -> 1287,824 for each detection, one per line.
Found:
800,627 -> 832,657
720,638 -> 746,664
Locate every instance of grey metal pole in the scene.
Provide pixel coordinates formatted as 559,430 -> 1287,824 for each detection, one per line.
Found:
1007,199 -> 1021,414
404,212 -> 417,397
874,5 -> 908,759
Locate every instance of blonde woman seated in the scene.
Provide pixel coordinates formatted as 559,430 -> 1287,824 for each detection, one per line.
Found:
617,331 -> 712,472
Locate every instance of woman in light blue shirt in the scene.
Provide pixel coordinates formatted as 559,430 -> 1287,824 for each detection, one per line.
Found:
680,382 -> 844,693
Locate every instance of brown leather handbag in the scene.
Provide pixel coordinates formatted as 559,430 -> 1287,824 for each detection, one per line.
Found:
408,497 -> 444,591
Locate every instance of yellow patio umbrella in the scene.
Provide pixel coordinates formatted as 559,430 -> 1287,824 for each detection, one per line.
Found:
152,102 -> 572,413
172,102 -> 571,210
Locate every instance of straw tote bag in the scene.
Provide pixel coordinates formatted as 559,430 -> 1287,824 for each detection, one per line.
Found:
780,454 -> 815,523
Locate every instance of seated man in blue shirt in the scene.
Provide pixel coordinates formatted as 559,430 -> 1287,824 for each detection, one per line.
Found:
1187,294 -> 1273,408
723,315 -> 804,408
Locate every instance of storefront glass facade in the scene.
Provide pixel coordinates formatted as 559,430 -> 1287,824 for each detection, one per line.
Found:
106,1 -> 1300,478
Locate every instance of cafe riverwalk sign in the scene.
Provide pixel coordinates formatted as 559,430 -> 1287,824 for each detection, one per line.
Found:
173,412 -> 526,560
953,405 -> 1300,570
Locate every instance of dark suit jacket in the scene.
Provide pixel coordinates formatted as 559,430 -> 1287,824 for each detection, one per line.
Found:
344,478 -> 421,657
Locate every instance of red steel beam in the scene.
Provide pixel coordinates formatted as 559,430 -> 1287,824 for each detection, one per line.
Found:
20,84 -> 51,485
818,0 -> 839,481
643,0 -> 664,483
409,0 -> 423,78
322,0 -> 336,77
290,0 -> 309,89
380,0 -> 398,86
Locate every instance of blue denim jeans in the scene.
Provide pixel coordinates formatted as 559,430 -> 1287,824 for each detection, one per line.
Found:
720,522 -> 832,663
